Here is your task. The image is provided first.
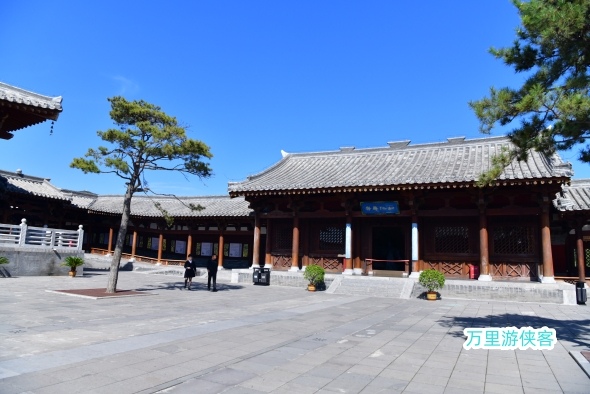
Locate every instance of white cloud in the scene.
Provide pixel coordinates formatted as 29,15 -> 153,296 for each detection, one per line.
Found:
111,75 -> 139,96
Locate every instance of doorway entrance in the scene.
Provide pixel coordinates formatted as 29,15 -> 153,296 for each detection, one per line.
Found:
371,226 -> 406,276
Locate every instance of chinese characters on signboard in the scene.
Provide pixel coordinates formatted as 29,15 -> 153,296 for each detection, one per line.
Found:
360,201 -> 400,215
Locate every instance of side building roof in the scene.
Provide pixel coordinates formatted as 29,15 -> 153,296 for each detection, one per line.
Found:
228,136 -> 573,196
0,169 -> 252,218
553,179 -> 590,211
0,82 -> 63,140
0,169 -> 76,202
87,195 -> 252,218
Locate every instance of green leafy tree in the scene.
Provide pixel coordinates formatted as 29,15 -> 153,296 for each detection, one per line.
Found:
71,96 -> 212,292
470,0 -> 590,184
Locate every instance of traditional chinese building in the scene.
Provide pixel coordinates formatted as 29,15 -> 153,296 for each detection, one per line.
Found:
1,135 -> 589,281
553,180 -> 590,281
228,136 -> 574,282
0,169 -> 254,268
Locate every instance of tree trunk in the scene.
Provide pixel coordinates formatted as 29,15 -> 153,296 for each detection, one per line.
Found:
106,184 -> 134,293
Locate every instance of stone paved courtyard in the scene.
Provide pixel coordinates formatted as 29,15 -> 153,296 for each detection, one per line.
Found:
0,269 -> 589,393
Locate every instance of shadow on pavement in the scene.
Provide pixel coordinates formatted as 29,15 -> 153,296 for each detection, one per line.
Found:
438,313 -> 590,348
135,281 -> 245,292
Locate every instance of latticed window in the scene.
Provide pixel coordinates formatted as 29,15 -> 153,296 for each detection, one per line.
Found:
434,226 -> 471,254
319,226 -> 344,251
273,222 -> 292,250
492,225 -> 535,255
573,248 -> 590,268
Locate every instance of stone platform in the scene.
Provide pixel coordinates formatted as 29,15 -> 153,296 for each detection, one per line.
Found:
84,255 -> 578,305
232,269 -> 577,305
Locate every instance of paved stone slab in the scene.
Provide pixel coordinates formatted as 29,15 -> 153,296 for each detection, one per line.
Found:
0,270 -> 588,393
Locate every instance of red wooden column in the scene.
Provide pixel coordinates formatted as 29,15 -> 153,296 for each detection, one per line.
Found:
131,230 -> 137,259
353,218 -> 362,274
301,220 -> 309,269
157,233 -> 164,263
186,234 -> 192,259
252,213 -> 261,268
107,227 -> 114,254
264,219 -> 272,268
218,226 -> 225,269
290,215 -> 300,271
540,198 -> 556,283
478,202 -> 492,281
576,219 -> 586,283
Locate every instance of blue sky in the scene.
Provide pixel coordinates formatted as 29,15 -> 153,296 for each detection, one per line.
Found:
2,1 -> 588,196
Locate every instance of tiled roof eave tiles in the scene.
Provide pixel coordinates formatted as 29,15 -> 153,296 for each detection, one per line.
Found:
0,82 -> 63,114
230,177 -> 569,197
553,179 -> 590,212
86,195 -> 253,218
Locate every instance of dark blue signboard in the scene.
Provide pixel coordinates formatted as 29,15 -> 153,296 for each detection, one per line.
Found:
360,201 -> 400,215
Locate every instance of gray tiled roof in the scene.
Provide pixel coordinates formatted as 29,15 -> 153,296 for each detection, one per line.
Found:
228,136 -> 573,195
0,169 -> 72,201
0,82 -> 63,113
0,168 -> 252,218
87,195 -> 252,218
62,189 -> 99,209
553,180 -> 590,211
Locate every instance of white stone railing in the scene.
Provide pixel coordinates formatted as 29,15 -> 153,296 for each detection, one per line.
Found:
0,219 -> 83,250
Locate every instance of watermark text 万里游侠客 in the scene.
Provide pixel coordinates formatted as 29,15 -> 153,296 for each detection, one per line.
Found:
463,327 -> 556,350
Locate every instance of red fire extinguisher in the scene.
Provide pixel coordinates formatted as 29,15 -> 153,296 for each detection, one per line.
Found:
469,264 -> 480,279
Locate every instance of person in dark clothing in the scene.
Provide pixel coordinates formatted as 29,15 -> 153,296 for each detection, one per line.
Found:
184,254 -> 196,290
207,254 -> 218,292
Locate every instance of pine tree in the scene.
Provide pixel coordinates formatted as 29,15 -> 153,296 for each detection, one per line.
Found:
71,97 -> 212,292
470,0 -> 590,184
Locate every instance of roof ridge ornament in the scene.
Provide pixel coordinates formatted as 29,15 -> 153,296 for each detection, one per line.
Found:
387,140 -> 410,149
447,136 -> 466,144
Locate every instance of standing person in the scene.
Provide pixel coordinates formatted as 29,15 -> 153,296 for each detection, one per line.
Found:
207,254 -> 218,292
184,254 -> 196,290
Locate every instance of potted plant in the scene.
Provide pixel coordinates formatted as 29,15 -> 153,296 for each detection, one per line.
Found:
61,256 -> 84,277
418,269 -> 445,300
303,264 -> 325,292
0,256 -> 9,278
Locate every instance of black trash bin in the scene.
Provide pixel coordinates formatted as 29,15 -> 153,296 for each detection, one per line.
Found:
576,282 -> 587,305
253,266 -> 270,286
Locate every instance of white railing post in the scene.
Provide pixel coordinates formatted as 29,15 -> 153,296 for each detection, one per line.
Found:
46,226 -> 55,247
77,225 -> 84,250
18,218 -> 27,246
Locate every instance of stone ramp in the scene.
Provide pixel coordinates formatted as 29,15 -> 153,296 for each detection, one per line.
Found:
326,275 -> 415,299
